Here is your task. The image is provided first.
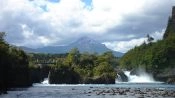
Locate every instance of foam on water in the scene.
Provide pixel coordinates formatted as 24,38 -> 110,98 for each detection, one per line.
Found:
124,71 -> 156,83
37,70 -> 163,87
41,78 -> 49,84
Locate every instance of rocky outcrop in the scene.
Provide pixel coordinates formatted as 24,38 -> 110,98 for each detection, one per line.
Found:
117,71 -> 128,82
48,66 -> 80,84
29,67 -> 42,83
115,69 -> 128,82
82,73 -> 115,84
154,68 -> 175,84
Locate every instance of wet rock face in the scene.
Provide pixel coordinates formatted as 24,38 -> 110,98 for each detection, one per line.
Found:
154,68 -> 175,84
130,69 -> 140,76
117,71 -> 128,82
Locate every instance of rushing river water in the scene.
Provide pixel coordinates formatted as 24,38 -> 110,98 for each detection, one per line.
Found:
1,71 -> 175,98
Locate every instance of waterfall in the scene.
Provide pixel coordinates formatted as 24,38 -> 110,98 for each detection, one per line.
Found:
124,71 -> 155,83
115,74 -> 122,82
115,68 -> 162,83
41,78 -> 49,84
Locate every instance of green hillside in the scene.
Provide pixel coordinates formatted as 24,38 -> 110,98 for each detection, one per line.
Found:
119,7 -> 175,83
119,35 -> 175,70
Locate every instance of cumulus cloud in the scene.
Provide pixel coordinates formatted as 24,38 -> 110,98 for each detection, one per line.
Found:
104,29 -> 165,53
0,0 -> 174,51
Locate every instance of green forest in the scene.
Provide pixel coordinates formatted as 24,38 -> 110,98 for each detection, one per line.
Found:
0,32 -> 31,94
119,13 -> 175,83
119,34 -> 175,70
0,32 -> 119,94
30,48 -> 119,84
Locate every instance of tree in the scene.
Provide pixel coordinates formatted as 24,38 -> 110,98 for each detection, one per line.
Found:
93,61 -> 114,76
64,48 -> 80,66
0,32 -> 5,42
147,34 -> 154,43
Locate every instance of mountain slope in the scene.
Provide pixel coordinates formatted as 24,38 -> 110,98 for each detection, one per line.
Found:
21,37 -> 124,57
119,6 -> 175,83
120,6 -> 175,69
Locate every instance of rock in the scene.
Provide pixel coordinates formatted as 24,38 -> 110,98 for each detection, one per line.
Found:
48,66 -> 80,84
167,77 -> 175,84
40,65 -> 51,80
93,73 -> 115,84
154,68 -> 175,83
138,95 -> 144,98
117,71 -> 128,82
83,73 -> 115,84
119,90 -> 126,95
29,66 -> 42,83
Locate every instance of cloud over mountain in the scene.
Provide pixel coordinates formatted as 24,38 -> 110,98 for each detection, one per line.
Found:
0,0 -> 175,52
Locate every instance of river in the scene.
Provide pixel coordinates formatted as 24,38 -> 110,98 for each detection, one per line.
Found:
1,81 -> 175,98
1,71 -> 175,98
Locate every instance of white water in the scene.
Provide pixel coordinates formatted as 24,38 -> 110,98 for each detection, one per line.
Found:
41,78 -> 49,84
40,70 -> 162,86
124,71 -> 156,83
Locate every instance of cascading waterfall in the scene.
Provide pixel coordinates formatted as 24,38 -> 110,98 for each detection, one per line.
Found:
41,70 -> 160,85
115,68 -> 162,83
124,71 -> 155,83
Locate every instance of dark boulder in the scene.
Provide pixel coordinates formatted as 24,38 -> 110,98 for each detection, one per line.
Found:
117,71 -> 128,82
167,77 -> 175,84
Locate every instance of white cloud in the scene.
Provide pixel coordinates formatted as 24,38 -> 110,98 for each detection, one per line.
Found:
0,0 -> 174,51
104,38 -> 146,53
104,29 -> 165,53
151,29 -> 165,41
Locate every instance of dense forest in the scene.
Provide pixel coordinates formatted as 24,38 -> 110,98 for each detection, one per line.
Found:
49,49 -> 119,84
119,34 -> 175,70
0,31 -> 119,94
29,48 -> 119,84
119,8 -> 175,83
0,32 -> 31,94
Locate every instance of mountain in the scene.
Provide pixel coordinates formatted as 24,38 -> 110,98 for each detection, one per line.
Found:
21,37 -> 124,57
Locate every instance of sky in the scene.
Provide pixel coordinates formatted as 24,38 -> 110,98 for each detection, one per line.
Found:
0,0 -> 175,53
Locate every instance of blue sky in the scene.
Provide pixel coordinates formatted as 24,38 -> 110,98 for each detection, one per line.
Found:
48,0 -> 60,3
82,0 -> 92,6
0,0 -> 175,53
